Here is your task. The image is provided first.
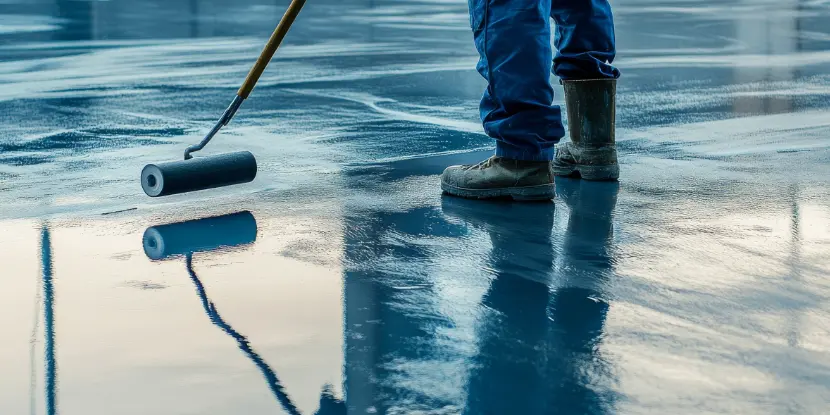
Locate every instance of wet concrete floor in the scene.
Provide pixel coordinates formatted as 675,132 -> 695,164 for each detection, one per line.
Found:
1,0 -> 830,413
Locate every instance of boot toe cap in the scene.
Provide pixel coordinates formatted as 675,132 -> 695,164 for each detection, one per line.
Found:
440,165 -> 465,186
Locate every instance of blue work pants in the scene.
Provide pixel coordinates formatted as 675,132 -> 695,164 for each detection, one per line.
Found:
469,0 -> 620,161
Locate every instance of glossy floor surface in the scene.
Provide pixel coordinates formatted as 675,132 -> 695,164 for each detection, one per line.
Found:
2,0 -> 830,414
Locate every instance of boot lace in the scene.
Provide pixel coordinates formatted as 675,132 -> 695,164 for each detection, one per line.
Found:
468,156 -> 497,170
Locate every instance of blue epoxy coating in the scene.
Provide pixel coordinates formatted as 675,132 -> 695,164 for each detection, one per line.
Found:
1,0 -> 830,414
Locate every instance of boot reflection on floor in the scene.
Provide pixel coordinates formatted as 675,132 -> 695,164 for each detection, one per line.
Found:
549,179 -> 620,414
443,178 -> 620,415
441,198 -> 556,414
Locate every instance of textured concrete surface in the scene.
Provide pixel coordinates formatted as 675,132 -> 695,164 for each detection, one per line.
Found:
1,0 -> 829,413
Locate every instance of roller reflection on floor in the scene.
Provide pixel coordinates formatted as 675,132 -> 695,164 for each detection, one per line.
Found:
183,253 -> 302,415
141,212 -> 345,414
40,224 -> 57,415
142,211 -> 257,260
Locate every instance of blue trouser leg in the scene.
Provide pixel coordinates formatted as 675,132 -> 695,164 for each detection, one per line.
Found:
471,0 -> 562,162
469,0 -> 619,161
551,0 -> 620,80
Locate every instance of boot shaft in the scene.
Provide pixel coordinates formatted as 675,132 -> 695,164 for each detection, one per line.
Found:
563,79 -> 616,148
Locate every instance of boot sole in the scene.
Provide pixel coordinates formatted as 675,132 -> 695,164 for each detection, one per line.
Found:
552,162 -> 620,181
441,182 -> 555,201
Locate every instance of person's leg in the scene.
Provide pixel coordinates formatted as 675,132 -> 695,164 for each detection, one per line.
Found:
475,0 -> 562,161
441,0 -> 560,201
551,0 -> 621,181
550,0 -> 619,81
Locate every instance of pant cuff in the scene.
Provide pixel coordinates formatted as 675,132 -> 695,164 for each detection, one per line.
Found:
495,144 -> 555,162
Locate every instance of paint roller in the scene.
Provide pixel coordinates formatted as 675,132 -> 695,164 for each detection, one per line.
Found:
141,0 -> 306,197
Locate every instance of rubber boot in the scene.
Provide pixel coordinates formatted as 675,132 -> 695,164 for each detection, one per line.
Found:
552,79 -> 619,181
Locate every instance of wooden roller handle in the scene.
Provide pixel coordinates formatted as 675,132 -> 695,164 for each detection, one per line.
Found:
237,0 -> 307,99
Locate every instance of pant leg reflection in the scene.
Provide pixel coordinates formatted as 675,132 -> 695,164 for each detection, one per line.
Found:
441,199 -> 555,415
547,180 -> 619,414
444,179 -> 619,414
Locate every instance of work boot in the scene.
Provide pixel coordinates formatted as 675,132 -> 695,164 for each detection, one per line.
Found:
441,156 -> 555,201
552,79 -> 619,181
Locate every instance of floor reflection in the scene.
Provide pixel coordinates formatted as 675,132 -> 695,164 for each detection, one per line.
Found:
343,205 -> 468,413
142,211 -> 258,261
7,0 -> 828,412
40,224 -> 57,415
185,254 -> 303,415
732,0 -> 803,114
342,154 -> 622,412
446,179 -> 620,414
141,211 -> 346,414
